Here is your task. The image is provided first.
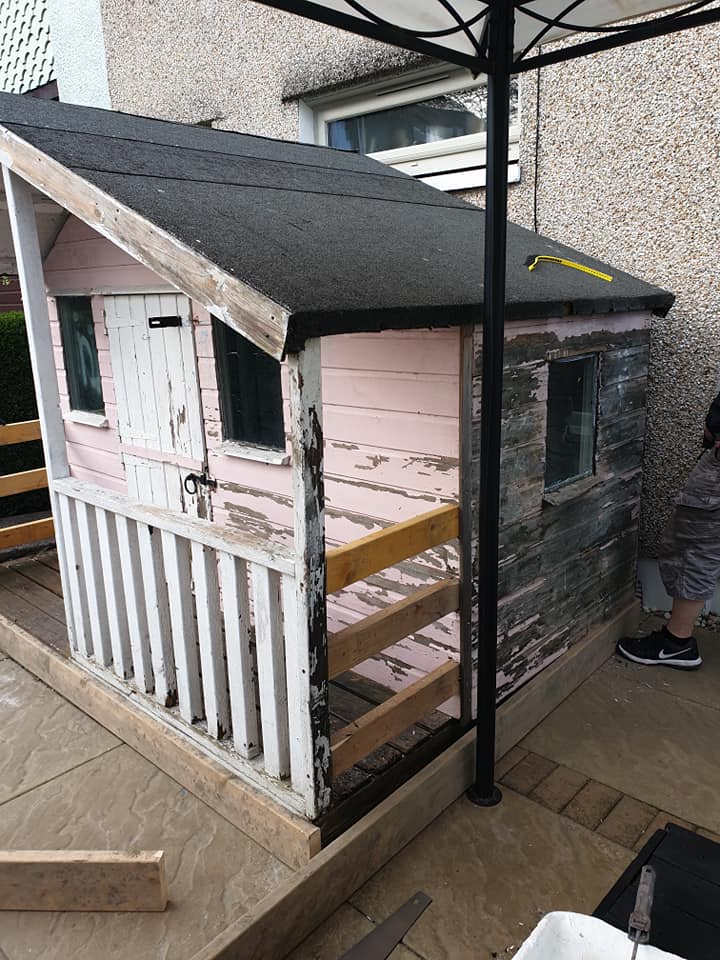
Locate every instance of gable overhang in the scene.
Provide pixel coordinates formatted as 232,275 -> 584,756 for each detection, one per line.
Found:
0,124 -> 290,360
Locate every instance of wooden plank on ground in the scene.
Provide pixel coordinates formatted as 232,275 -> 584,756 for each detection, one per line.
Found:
0,467 -> 48,497
0,850 -> 167,912
326,504 -> 459,594
0,420 -> 41,446
328,578 -> 459,679
0,516 -> 54,550
0,583 -> 69,655
332,660 -> 460,776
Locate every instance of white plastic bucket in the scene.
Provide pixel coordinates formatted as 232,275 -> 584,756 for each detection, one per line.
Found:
514,912 -> 686,960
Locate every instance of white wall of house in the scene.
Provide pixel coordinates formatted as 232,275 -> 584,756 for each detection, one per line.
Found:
47,0 -> 111,106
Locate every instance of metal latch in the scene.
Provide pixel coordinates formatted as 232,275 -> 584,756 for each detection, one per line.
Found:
183,471 -> 217,496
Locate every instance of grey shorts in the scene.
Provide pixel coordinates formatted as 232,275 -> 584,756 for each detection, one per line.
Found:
659,449 -> 720,601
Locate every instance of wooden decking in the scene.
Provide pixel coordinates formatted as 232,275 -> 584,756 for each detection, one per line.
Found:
0,548 -> 461,839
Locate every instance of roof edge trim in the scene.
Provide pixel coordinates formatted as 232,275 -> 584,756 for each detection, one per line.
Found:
0,125 -> 289,359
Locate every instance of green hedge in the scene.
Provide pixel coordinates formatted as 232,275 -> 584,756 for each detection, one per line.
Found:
0,310 -> 50,518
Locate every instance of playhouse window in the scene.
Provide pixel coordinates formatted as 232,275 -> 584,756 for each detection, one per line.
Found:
305,67 -> 520,193
56,296 -> 105,415
212,318 -> 285,450
545,354 -> 598,491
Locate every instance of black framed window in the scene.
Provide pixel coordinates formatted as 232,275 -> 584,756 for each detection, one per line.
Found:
544,354 -> 598,491
212,318 -> 285,449
57,296 -> 105,414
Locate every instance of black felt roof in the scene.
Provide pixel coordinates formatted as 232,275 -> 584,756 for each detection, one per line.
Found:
0,93 -> 673,349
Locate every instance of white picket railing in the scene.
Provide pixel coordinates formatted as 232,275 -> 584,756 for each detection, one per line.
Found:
52,476 -> 309,813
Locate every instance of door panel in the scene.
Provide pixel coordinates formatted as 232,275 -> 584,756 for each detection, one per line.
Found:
106,293 -> 211,518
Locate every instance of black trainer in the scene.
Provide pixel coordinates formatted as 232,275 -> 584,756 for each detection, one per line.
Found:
617,628 -> 702,670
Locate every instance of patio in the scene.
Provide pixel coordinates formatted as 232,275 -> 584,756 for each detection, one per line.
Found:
2,545 -> 718,960
288,615 -> 720,959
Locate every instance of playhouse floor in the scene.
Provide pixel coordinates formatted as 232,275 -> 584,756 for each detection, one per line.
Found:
289,616 -> 720,959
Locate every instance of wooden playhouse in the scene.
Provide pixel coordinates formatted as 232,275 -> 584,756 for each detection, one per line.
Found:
0,93 -> 672,855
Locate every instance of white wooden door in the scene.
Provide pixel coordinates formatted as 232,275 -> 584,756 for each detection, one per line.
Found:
105,293 -> 211,518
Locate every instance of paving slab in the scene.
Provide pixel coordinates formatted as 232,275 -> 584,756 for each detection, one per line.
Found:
606,629 -> 720,712
522,659 -> 720,833
0,658 -> 119,804
350,788 -> 632,960
0,744 -> 291,960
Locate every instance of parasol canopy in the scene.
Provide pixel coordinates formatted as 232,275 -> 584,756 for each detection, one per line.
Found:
255,1 -> 720,73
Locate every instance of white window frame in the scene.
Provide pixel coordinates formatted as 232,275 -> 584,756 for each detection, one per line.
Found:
302,67 -> 520,193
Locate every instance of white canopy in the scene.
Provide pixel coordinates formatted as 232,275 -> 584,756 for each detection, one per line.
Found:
259,1 -> 716,72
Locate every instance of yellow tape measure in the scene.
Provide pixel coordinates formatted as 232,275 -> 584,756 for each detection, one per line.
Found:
527,255 -> 613,282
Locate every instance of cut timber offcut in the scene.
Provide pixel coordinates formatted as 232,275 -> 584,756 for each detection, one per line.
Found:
0,850 -> 167,912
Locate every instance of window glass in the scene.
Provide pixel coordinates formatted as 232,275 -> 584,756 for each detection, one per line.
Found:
57,296 -> 105,414
327,81 -> 519,154
212,318 -> 285,449
544,354 -> 598,491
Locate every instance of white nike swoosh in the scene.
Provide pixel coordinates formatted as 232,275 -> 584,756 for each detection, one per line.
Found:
658,647 -> 692,659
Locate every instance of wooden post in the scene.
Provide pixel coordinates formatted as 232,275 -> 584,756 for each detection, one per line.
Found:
459,324 -> 475,723
286,338 -> 331,819
1,167 -> 76,644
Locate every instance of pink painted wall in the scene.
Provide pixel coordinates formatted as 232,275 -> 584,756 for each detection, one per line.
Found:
44,217 -> 462,700
43,215 -> 177,494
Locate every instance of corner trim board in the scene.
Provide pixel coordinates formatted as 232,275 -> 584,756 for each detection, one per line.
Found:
0,127 -> 290,359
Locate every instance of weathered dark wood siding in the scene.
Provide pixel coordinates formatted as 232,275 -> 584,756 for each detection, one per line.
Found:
470,312 -> 652,701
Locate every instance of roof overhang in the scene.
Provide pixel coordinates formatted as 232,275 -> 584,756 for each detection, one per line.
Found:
0,124 -> 291,359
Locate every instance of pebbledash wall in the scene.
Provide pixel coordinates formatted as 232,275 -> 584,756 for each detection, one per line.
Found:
61,1 -> 720,606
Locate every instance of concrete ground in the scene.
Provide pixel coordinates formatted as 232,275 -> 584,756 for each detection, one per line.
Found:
0,652 -> 291,960
290,618 -> 720,959
2,616 -> 719,959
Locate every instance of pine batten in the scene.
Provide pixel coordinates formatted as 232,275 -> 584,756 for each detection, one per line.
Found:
136,523 -> 177,708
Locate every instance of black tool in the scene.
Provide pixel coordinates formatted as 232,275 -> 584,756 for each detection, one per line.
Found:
338,891 -> 431,960
629,865 -> 656,960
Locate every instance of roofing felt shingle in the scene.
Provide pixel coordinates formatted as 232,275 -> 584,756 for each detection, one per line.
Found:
0,92 -> 674,352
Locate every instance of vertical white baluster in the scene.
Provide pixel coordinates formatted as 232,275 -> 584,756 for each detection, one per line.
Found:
218,552 -> 258,755
74,499 -> 112,667
191,542 -> 230,739
137,522 -> 177,707
115,514 -> 153,693
95,506 -> 132,679
161,531 -> 203,722
57,495 -> 91,657
251,563 -> 290,779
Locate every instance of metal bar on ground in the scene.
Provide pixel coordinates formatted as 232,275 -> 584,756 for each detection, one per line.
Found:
338,891 -> 432,960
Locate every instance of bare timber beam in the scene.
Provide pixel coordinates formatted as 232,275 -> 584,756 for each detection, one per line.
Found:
328,578 -> 460,680
0,850 -> 167,912
326,504 -> 460,594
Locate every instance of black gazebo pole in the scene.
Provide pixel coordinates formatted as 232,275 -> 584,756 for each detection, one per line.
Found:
467,0 -> 514,807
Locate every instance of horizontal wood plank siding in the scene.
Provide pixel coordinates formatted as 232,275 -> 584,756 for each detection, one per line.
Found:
471,312 -> 653,703
201,321 -> 461,701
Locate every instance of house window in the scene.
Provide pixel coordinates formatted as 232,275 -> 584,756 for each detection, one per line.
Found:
544,354 -> 598,491
212,318 -> 285,450
57,296 -> 105,415
306,68 -> 520,192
